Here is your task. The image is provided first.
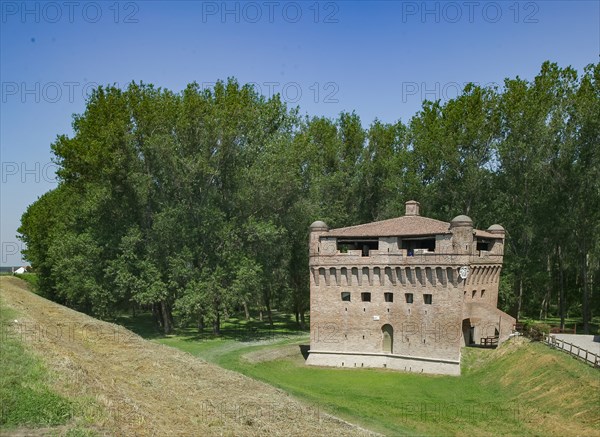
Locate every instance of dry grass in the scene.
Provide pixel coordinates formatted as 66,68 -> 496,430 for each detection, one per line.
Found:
0,277 -> 376,436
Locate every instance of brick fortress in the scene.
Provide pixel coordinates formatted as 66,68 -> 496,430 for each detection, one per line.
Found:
307,201 -> 515,375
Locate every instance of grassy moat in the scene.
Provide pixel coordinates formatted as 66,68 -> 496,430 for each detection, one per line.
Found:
118,311 -> 600,436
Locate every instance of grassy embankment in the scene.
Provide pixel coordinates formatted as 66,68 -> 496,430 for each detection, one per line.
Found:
0,296 -> 98,436
118,311 -> 600,437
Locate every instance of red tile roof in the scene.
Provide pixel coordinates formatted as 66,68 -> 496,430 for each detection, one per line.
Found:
327,215 -> 452,238
474,229 -> 497,239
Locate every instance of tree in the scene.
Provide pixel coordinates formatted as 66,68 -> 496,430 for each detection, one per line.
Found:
18,62 -> 599,333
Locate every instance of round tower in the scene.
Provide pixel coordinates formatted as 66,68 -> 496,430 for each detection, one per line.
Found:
450,214 -> 474,255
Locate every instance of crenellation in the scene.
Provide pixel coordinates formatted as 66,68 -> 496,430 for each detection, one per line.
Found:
385,267 -> 394,285
340,267 -> 348,286
406,267 -> 415,286
362,272 -> 370,288
351,267 -> 359,286
373,267 -> 382,285
426,267 -> 434,287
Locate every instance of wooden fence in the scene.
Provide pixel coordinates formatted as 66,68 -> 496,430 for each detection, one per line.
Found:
543,335 -> 600,368
480,336 -> 499,347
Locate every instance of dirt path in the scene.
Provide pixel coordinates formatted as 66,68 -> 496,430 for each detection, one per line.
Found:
0,277 -> 373,436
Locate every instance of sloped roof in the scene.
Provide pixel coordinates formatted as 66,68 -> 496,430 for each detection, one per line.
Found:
328,215 -> 452,238
474,229 -> 498,239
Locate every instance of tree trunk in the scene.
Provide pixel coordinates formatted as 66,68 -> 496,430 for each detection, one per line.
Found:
539,295 -> 547,320
197,313 -> 204,332
558,245 -> 565,330
300,310 -> 306,330
266,301 -> 274,329
152,303 -> 162,330
582,250 -> 590,334
243,301 -> 250,321
514,276 -> 523,321
540,254 -> 551,320
213,312 -> 221,335
160,301 -> 173,334
263,287 -> 273,328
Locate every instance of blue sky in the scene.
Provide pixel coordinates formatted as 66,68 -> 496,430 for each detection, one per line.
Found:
1,0 -> 599,266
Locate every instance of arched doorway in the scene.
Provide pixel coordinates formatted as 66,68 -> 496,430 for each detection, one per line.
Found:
382,324 -> 393,353
462,318 -> 474,346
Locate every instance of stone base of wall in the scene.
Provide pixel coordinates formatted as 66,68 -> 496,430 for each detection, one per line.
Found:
306,350 -> 461,376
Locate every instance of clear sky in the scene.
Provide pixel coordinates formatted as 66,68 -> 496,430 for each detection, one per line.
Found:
1,0 -> 599,266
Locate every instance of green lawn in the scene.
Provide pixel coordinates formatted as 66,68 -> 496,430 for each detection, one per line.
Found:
140,315 -> 599,437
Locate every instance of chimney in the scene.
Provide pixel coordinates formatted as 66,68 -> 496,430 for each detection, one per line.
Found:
405,200 -> 420,216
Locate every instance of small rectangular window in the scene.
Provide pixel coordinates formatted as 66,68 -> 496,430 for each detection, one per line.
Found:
405,293 -> 413,304
424,294 -> 432,305
477,240 -> 490,251
361,292 -> 371,302
481,289 -> 485,298
341,292 -> 351,302
384,292 -> 393,303
472,290 -> 477,298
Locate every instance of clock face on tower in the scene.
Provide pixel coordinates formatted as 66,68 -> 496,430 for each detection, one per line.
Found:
459,266 -> 470,280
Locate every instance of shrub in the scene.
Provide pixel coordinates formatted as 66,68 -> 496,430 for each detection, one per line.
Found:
521,321 -> 550,341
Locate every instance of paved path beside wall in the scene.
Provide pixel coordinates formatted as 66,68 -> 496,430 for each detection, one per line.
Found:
553,334 -> 600,352
550,334 -> 600,364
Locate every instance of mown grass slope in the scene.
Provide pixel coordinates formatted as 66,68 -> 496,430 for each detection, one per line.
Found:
0,296 -> 99,436
0,301 -> 73,429
1,276 -> 372,437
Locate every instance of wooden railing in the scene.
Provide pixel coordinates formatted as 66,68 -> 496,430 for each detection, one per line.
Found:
480,336 -> 499,347
544,335 -> 600,368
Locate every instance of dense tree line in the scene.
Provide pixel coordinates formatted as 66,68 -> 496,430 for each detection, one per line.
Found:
18,61 -> 599,333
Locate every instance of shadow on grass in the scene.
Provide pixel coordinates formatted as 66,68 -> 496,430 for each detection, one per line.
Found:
114,310 -> 309,343
114,312 -> 164,339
